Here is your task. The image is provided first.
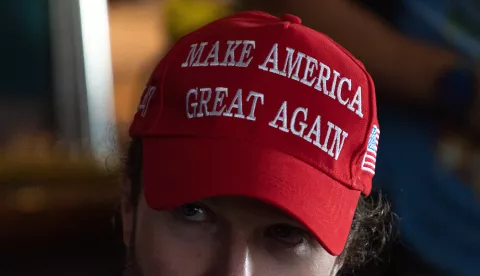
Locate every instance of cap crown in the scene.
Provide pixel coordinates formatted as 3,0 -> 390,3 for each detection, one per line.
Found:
130,11 -> 379,195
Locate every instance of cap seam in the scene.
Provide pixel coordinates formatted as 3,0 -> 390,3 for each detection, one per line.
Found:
319,36 -> 375,193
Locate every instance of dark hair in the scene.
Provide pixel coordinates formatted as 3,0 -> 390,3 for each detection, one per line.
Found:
123,138 -> 395,272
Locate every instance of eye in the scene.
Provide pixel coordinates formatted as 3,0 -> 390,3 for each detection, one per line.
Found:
266,224 -> 307,246
177,203 -> 213,222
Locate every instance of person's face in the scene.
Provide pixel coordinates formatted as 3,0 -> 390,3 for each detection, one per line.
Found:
122,190 -> 341,276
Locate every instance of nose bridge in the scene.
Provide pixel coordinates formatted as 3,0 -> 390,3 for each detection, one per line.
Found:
229,236 -> 253,276
207,228 -> 254,276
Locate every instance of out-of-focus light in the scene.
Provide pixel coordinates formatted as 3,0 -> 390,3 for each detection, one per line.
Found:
78,0 -> 117,163
12,187 -> 47,214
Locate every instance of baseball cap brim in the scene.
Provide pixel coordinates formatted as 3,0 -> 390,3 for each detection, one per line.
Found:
142,137 -> 360,256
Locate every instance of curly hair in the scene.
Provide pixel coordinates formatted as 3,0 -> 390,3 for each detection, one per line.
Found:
123,138 -> 395,273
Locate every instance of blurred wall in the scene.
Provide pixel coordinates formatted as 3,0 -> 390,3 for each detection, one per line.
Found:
0,0 -> 54,146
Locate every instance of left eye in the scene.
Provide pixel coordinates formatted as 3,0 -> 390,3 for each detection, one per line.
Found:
266,224 -> 307,246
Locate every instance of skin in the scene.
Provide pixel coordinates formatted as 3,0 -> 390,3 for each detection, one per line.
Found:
122,187 -> 343,276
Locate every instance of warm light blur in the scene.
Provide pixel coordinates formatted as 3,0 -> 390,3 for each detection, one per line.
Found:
109,0 -> 168,134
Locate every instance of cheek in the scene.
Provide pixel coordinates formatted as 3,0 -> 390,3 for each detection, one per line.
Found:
308,251 -> 339,276
135,210 -> 217,276
262,238 -> 338,276
267,247 -> 338,276
246,249 -> 338,276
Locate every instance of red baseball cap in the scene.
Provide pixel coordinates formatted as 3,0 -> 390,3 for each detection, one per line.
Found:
130,10 -> 379,256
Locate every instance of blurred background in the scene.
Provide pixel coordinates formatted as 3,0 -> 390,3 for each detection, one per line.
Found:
0,0 -> 479,275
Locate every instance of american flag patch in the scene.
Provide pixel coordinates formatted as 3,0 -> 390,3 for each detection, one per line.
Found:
361,125 -> 380,175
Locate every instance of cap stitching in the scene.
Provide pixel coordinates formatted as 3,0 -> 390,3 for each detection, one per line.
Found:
317,36 -> 375,193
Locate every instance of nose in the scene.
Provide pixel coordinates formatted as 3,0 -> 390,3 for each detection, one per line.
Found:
227,245 -> 253,276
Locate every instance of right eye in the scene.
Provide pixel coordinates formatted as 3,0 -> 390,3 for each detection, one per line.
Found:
174,203 -> 215,223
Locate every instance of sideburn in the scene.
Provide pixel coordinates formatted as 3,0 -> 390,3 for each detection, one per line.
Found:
123,205 -> 143,276
123,138 -> 144,275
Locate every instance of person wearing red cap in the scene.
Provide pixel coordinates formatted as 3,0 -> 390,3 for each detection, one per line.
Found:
236,1 -> 480,276
121,11 -> 391,276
